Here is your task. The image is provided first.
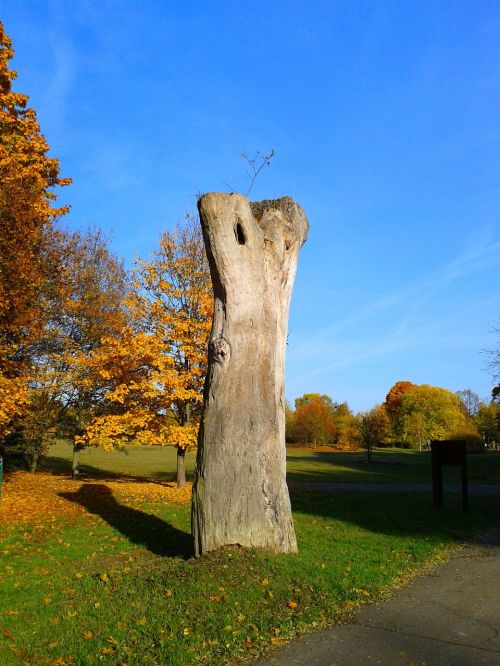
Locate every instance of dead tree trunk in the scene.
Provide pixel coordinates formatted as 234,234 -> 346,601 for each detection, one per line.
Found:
191,193 -> 309,556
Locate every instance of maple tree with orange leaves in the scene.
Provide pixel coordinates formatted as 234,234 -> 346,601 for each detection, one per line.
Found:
81,215 -> 213,487
0,22 -> 70,439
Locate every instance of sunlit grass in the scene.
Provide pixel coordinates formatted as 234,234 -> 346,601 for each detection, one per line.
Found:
44,441 -> 500,486
1,477 -> 499,665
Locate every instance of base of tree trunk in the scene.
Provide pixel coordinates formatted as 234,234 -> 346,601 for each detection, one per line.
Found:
192,193 -> 309,556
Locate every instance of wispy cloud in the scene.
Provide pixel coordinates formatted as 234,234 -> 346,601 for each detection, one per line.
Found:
40,1 -> 77,134
289,226 -> 500,377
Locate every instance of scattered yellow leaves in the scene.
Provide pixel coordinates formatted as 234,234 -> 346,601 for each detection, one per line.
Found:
165,589 -> 174,597
0,471 -> 192,527
287,600 -> 298,609
98,573 -> 109,583
82,630 -> 93,640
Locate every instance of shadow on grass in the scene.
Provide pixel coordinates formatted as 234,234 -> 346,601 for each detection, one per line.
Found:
59,484 -> 193,559
43,456 -> 185,484
289,488 -> 500,544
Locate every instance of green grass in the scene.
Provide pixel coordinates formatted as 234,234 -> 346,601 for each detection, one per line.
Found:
43,440 -> 198,482
1,486 -> 499,665
2,442 -> 498,664
44,440 -> 500,485
286,446 -> 500,484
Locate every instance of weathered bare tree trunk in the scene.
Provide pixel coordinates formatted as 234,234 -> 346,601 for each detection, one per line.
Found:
191,193 -> 309,556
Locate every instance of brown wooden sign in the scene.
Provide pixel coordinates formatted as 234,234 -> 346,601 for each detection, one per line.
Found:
430,440 -> 468,512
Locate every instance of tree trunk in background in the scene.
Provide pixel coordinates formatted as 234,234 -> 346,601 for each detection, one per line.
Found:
72,445 -> 81,478
192,193 -> 309,556
176,447 -> 186,488
29,448 -> 39,474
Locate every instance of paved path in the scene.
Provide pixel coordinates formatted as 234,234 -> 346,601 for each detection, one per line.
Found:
256,531 -> 500,666
288,481 -> 500,495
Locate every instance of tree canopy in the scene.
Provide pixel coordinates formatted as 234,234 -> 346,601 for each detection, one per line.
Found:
0,22 -> 70,439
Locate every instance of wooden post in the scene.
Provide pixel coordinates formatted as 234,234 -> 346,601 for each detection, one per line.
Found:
431,441 -> 443,509
191,193 -> 309,556
430,440 -> 467,512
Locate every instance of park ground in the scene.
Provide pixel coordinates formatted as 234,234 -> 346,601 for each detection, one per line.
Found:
0,442 -> 499,665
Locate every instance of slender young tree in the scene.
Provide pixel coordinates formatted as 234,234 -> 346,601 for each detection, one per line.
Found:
80,215 -> 213,487
354,405 -> 389,462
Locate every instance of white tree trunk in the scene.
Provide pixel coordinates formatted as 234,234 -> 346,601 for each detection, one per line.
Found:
191,193 -> 309,555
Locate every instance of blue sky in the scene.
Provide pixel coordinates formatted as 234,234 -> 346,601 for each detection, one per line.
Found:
3,1 -> 499,411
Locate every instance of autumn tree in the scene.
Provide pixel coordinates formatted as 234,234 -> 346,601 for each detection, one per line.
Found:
6,228 -> 128,474
474,401 -> 500,445
0,22 -> 70,439
384,381 -> 416,426
331,401 -> 357,450
395,384 -> 465,448
354,405 -> 389,462
290,393 -> 337,446
81,215 -> 212,487
286,394 -> 357,449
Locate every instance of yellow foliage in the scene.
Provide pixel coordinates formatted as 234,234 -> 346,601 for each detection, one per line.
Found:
82,216 -> 213,454
0,471 -> 191,526
0,23 -> 70,437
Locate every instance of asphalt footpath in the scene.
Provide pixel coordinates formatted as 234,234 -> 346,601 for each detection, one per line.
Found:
255,531 -> 500,666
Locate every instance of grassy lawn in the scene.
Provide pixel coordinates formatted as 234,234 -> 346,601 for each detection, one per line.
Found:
286,446 -> 500,485
43,440 -> 198,482
1,465 -> 499,665
44,440 -> 500,485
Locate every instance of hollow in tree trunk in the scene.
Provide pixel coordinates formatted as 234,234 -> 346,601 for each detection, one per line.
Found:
191,193 -> 309,556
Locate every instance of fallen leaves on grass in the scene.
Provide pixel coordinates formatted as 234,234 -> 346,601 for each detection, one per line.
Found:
0,472 -> 191,526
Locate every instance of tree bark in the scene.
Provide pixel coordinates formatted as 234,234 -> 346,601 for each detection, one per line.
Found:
176,447 -> 186,489
192,193 -> 309,556
29,448 -> 39,474
72,445 -> 81,478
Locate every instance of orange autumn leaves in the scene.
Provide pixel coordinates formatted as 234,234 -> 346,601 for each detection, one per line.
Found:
77,217 -> 213,460
0,472 -> 191,526
1,25 -> 213,463
0,22 -> 70,438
